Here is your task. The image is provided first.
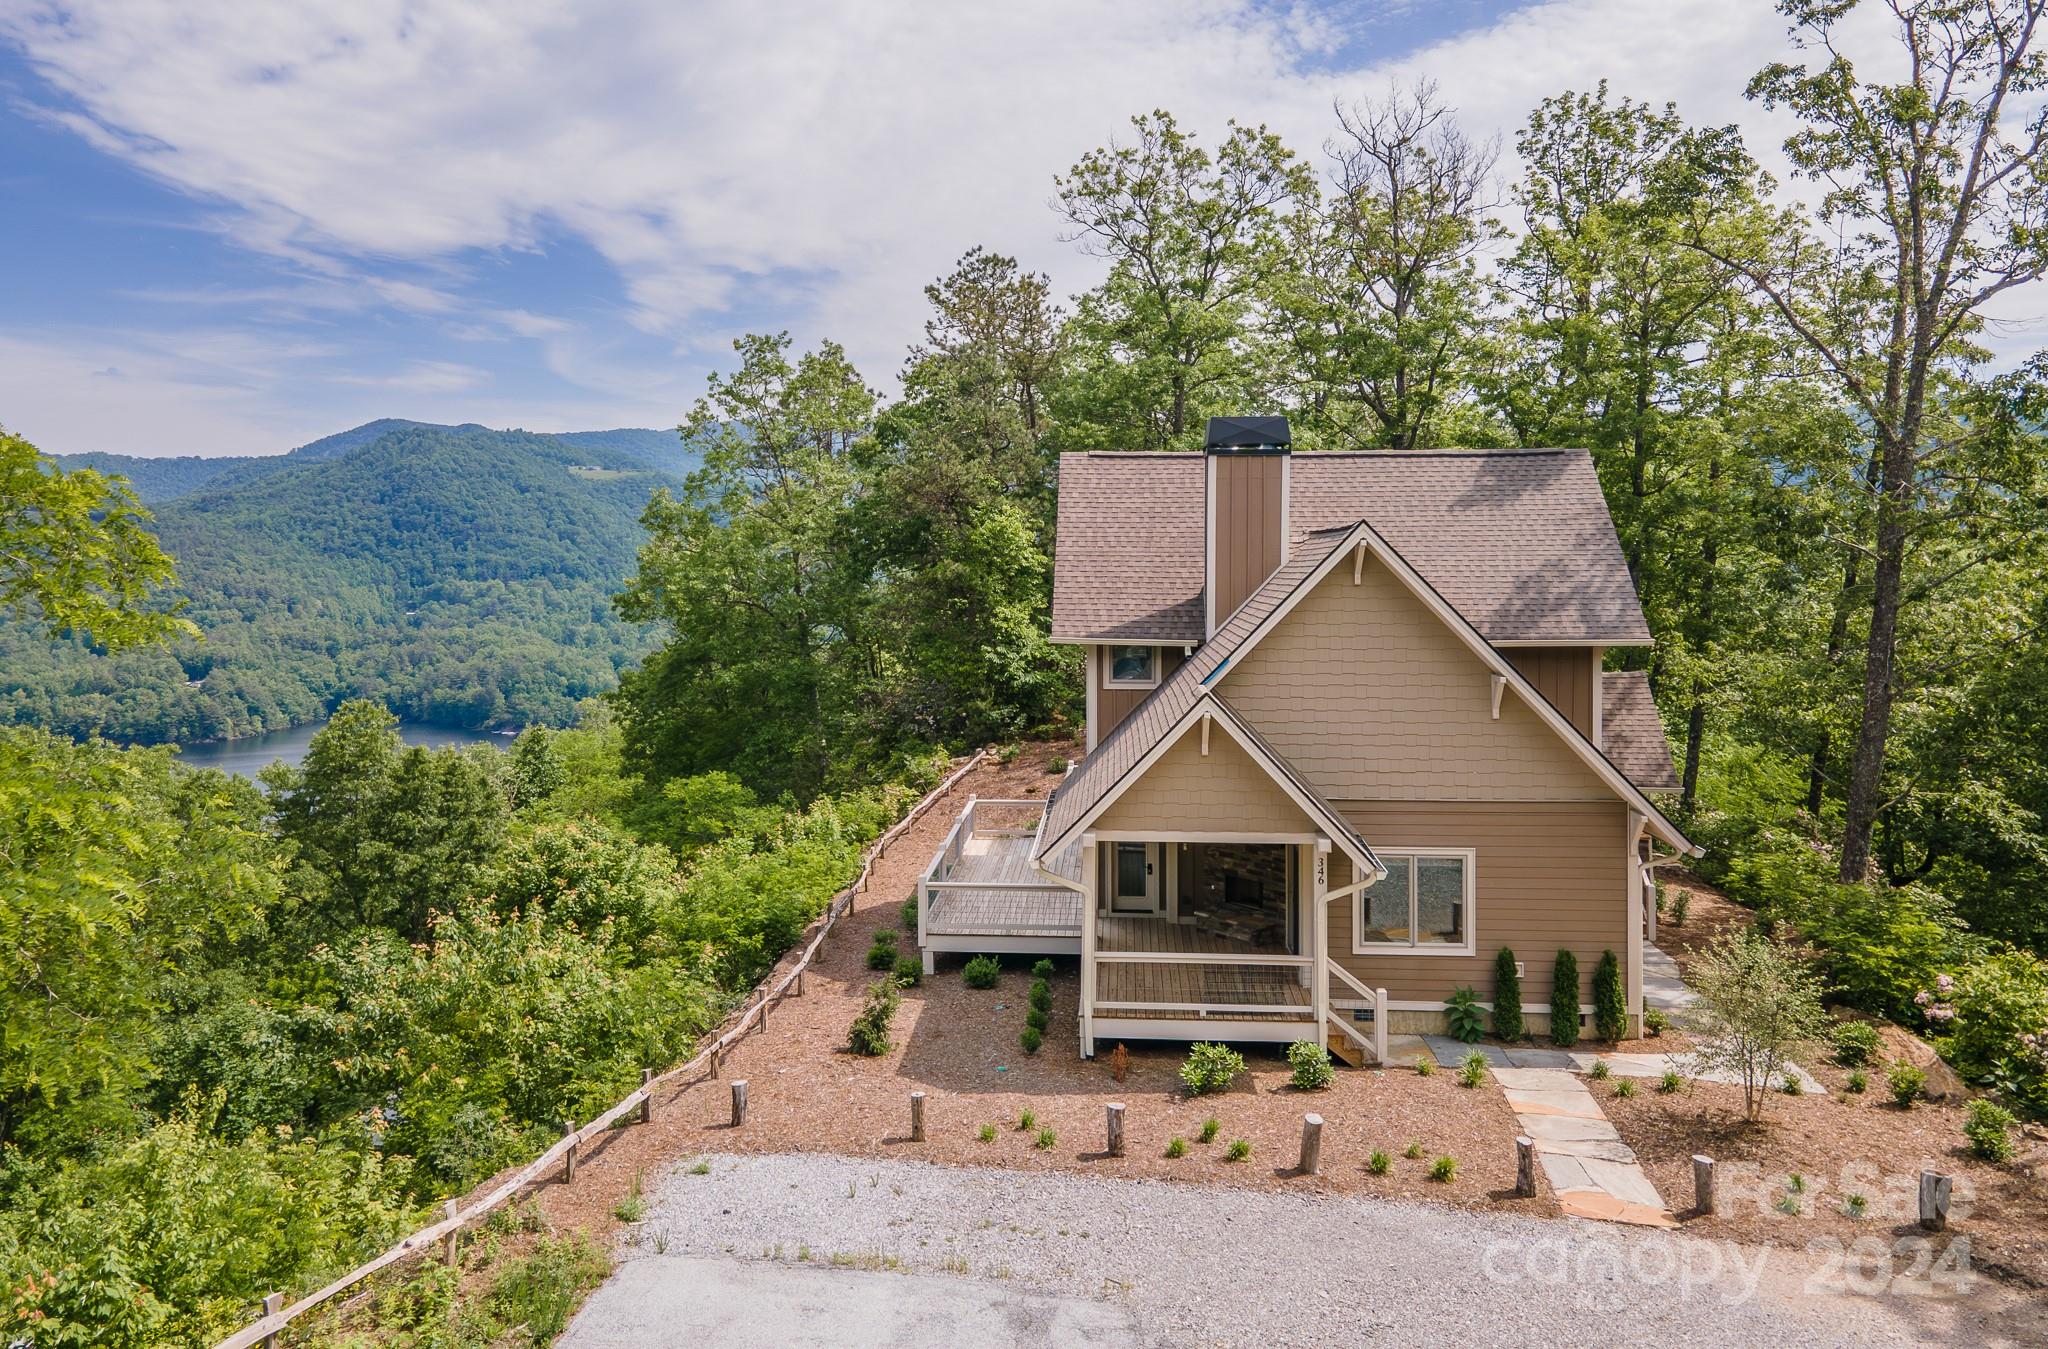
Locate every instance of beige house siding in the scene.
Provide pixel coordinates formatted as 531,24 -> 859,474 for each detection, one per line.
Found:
1091,719 -> 1314,837
1209,454 -> 1285,628
1326,800 -> 1631,1008
1217,560 -> 1612,801
1506,647 -> 1599,738
1093,645 -> 1186,741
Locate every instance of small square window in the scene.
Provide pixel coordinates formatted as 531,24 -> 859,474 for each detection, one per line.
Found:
1106,645 -> 1157,686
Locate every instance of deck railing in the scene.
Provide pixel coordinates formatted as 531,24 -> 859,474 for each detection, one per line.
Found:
916,797 -> 1058,946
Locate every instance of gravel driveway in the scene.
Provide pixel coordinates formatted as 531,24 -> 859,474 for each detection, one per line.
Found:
561,1152 -> 2026,1348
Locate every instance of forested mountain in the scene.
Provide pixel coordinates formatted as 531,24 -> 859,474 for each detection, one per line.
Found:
5,423 -> 695,742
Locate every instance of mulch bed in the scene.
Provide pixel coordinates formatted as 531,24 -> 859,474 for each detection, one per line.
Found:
1651,868 -> 1756,979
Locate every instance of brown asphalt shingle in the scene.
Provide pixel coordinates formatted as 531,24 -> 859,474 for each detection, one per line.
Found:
1601,670 -> 1680,793
1050,450 -> 1653,646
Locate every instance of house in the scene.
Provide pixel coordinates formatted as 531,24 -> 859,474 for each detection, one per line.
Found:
916,416 -> 1696,1062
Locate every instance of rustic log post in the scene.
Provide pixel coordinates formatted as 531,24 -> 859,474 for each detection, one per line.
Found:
709,1040 -> 721,1076
1516,1136 -> 1536,1197
260,1292 -> 283,1349
1105,1102 -> 1125,1157
1693,1155 -> 1716,1217
442,1199 -> 460,1267
562,1119 -> 578,1181
910,1091 -> 927,1142
796,967 -> 806,996
731,1079 -> 749,1128
641,1067 -> 655,1124
759,995 -> 769,1033
1919,1170 -> 1952,1232
1299,1114 -> 1323,1176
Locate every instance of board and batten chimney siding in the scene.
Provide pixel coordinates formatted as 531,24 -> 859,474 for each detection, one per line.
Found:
1503,647 -> 1602,740
1090,644 -> 1187,745
1206,452 -> 1288,635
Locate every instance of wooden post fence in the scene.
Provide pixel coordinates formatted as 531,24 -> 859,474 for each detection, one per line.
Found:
441,1200 -> 459,1267
1515,1136 -> 1536,1197
910,1091 -> 926,1142
1298,1114 -> 1323,1176
1105,1102 -> 1125,1157
1919,1171 -> 1952,1231
1693,1155 -> 1716,1217
208,749 -> 989,1349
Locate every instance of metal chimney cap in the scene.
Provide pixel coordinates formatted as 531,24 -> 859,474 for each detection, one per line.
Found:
1204,415 -> 1291,453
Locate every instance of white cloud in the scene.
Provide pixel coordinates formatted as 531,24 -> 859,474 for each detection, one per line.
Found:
334,359 -> 492,394
8,0 -> 2039,448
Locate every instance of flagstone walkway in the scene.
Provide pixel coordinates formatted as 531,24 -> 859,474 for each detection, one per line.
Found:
1416,1036 -> 1826,1095
1493,1065 -> 1676,1227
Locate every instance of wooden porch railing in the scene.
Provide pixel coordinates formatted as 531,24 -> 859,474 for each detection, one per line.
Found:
214,749 -> 989,1349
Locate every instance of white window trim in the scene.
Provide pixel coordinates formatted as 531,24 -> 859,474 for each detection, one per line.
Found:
1351,847 -> 1477,957
1103,644 -> 1161,690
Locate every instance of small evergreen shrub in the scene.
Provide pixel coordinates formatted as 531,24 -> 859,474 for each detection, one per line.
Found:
1028,979 -> 1053,1014
1046,756 -> 1069,773
1025,1006 -> 1049,1033
1658,1069 -> 1683,1094
1428,1155 -> 1458,1182
899,895 -> 919,930
1492,948 -> 1524,1041
1643,1008 -> 1669,1038
1225,1139 -> 1251,1162
1845,1069 -> 1868,1094
865,931 -> 898,970
1593,949 -> 1628,1043
1671,890 -> 1690,926
1829,1020 -> 1882,1068
1445,986 -> 1486,1043
1179,1042 -> 1245,1096
1367,1149 -> 1392,1175
1550,950 -> 1581,1047
893,954 -> 923,986
1457,1050 -> 1489,1088
1287,1039 -> 1333,1091
848,979 -> 900,1056
1965,1099 -> 2018,1162
1403,1140 -> 1426,1160
1887,1059 -> 1927,1107
963,954 -> 1001,989
1165,1136 -> 1187,1158
1198,1117 -> 1220,1144
1020,1025 -> 1043,1055
1031,958 -> 1056,979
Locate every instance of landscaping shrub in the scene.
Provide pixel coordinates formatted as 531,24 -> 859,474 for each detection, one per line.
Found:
1757,866 -> 1976,1023
1287,1039 -> 1333,1091
963,954 -> 1001,989
1492,947 -> 1524,1041
1225,1139 -> 1251,1162
1886,1059 -> 1927,1107
1403,1140 -> 1425,1160
1944,951 -> 2048,1118
1444,986 -> 1486,1043
900,895 -> 919,930
1593,949 -> 1627,1042
978,1124 -> 996,1143
1017,1109 -> 1036,1130
1033,1127 -> 1057,1150
1457,1050 -> 1488,1088
1165,1136 -> 1187,1158
1414,1055 -> 1435,1077
1829,1020 -> 1882,1068
1028,979 -> 1053,1014
1658,1069 -> 1683,1094
1644,1008 -> 1669,1037
1846,1069 -> 1868,1094
1020,1025 -> 1043,1054
1428,1155 -> 1458,1182
1179,1042 -> 1245,1096
1109,1042 -> 1129,1082
1367,1149 -> 1392,1174
1612,1076 -> 1637,1098
1780,1071 -> 1802,1096
1681,929 -> 1829,1122
1199,1117 -> 1220,1144
865,931 -> 897,970
1031,958 -> 1056,979
1589,1058 -> 1610,1080
1964,1099 -> 2018,1162
848,979 -> 901,1056
893,954 -> 923,986
1550,950 -> 1580,1047
1671,890 -> 1690,927
1025,1006 -> 1049,1033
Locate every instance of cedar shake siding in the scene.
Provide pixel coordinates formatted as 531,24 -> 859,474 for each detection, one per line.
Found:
1326,801 -> 1632,1008
1207,453 -> 1285,630
1092,645 -> 1186,742
1091,720 -> 1316,837
1505,646 -> 1600,738
1217,560 -> 1612,802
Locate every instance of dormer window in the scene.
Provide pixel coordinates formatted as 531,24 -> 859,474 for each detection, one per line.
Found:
1106,645 -> 1159,688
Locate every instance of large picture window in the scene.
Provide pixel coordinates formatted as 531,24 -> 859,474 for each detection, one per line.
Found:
1105,645 -> 1159,688
1354,849 -> 1475,955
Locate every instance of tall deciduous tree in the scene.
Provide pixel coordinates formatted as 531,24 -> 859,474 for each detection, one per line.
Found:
1694,0 -> 2048,880
1054,111 -> 1312,449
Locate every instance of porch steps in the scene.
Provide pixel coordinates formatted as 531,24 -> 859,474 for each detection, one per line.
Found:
1325,1030 -> 1367,1068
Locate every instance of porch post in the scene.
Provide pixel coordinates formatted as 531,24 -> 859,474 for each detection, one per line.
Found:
1311,838 -> 1330,1047
1625,811 -> 1646,1030
1080,834 -> 1099,1058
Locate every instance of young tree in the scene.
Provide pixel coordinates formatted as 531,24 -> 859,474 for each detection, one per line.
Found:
1682,928 -> 1830,1122
1276,82 -> 1500,448
0,426 -> 193,649
1054,111 -> 1313,449
1693,0 -> 2048,880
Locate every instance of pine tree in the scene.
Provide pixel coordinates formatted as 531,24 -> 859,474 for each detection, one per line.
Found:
1550,949 -> 1580,1048
1594,949 -> 1629,1042
1492,947 -> 1524,1041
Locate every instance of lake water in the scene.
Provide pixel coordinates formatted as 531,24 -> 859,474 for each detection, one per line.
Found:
172,720 -> 506,779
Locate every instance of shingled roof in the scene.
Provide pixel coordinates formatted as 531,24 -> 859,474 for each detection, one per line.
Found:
1601,670 -> 1680,793
1050,449 -> 1653,646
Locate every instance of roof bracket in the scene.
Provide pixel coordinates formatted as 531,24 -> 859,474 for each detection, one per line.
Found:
1200,714 -> 1211,756
1490,674 -> 1506,720
1352,540 -> 1366,584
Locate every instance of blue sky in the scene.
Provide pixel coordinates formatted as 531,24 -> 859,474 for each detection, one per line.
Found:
1,1 -> 2029,458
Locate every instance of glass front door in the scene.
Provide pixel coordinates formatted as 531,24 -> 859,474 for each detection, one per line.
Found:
1110,842 -> 1160,913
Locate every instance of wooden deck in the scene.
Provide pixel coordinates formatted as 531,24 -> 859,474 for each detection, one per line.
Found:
1095,960 -> 1311,1013
921,813 -> 1080,948
1096,914 -> 1289,957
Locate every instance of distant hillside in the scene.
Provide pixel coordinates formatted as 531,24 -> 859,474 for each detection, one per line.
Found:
56,419 -> 691,503
9,423 -> 694,743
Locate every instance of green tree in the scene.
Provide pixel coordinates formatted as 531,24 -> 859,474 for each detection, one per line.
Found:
0,427 -> 193,650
